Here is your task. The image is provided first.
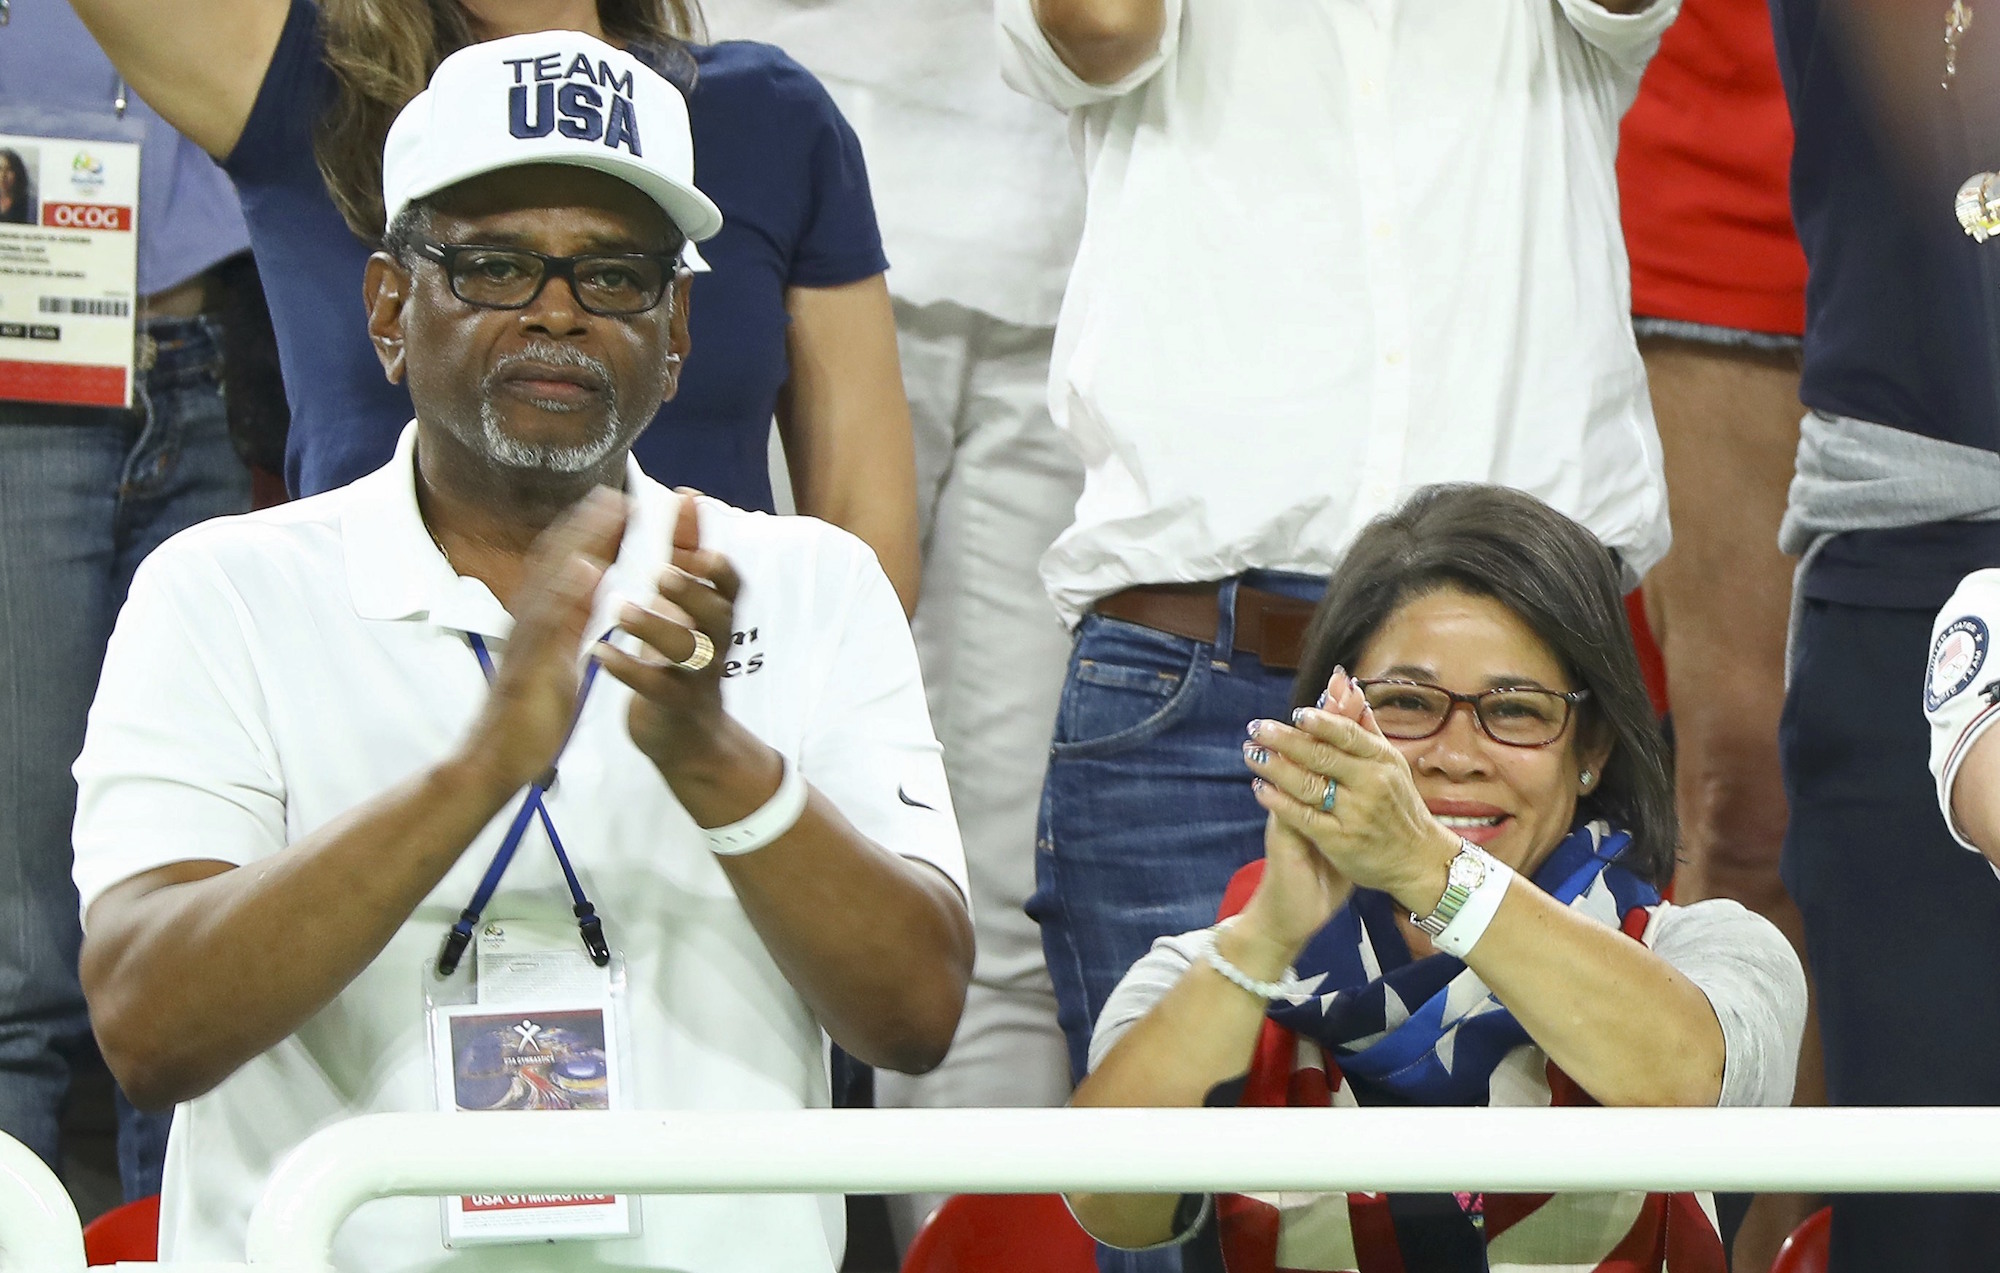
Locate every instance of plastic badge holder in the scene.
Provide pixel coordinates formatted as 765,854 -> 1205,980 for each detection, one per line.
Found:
423,915 -> 638,1247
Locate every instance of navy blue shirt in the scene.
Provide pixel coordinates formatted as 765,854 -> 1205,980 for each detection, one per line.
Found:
225,0 -> 887,505
1772,0 -> 2000,604
0,0 -> 249,294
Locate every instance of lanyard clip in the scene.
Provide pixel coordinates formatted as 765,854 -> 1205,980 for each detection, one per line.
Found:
575,902 -> 611,967
437,913 -> 479,976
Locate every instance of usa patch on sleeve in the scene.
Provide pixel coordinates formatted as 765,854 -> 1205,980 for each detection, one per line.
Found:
1927,615 -> 1989,714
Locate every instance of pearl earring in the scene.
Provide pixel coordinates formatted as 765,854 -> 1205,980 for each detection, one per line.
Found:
1580,770 -> 1594,789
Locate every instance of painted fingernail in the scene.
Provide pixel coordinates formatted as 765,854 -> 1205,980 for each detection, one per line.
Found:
1291,707 -> 1310,725
1243,743 -> 1268,765
1246,720 -> 1262,738
1252,777 -> 1267,792
1316,691 -> 1329,708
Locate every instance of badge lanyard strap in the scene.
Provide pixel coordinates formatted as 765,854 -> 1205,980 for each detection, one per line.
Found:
436,630 -> 613,976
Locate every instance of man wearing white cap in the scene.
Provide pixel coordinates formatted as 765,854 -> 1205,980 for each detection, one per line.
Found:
1927,569 -> 2000,870
68,31 -> 973,1272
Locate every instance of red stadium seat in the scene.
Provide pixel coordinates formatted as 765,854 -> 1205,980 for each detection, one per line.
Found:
82,1193 -> 159,1265
901,1192 -> 1098,1273
1768,1205 -> 1832,1273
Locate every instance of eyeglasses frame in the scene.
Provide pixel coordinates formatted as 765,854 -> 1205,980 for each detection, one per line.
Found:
413,240 -> 685,317
1352,677 -> 1592,749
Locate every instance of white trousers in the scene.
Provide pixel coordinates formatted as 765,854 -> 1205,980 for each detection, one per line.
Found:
874,298 -> 1083,1245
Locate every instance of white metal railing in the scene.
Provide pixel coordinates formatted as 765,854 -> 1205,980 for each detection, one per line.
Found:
9,1107 -> 2000,1272
0,1126 -> 84,1272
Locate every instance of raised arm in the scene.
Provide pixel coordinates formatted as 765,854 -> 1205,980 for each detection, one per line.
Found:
68,0 -> 288,157
1030,0 -> 1168,86
1065,688 -> 1368,1250
1245,695 -> 1743,1111
1067,814 -> 1351,1248
87,761 -> 532,1109
81,493 -> 629,1108
598,498 -> 973,1073
774,275 -> 921,616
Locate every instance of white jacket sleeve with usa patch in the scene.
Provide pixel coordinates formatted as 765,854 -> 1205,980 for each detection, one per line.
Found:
1927,568 -> 2000,857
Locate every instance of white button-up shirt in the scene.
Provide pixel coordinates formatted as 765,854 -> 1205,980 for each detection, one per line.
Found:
997,0 -> 1679,623
72,425 -> 966,1272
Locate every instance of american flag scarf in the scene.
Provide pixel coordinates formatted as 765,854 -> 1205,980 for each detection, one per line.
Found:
1207,821 -> 1727,1273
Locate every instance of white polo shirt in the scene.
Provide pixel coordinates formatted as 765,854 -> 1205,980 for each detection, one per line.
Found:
997,0 -> 1679,622
71,424 -> 968,1273
1927,568 -> 2000,858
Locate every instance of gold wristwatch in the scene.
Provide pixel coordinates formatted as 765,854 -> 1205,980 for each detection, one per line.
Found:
1412,841 -> 1491,937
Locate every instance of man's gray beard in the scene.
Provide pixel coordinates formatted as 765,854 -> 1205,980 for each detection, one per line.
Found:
471,343 -> 628,474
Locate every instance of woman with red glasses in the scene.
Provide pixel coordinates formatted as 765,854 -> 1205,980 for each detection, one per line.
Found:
1066,483 -> 1807,1273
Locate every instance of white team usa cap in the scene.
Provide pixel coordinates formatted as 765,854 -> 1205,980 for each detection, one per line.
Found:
382,30 -> 723,247
1925,567 -> 2000,855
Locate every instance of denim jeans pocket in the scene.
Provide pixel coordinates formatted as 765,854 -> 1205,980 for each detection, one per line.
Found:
1051,617 -> 1208,759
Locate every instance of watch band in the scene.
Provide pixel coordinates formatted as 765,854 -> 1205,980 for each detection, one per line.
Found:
1433,853 -> 1515,958
1411,840 -> 1494,937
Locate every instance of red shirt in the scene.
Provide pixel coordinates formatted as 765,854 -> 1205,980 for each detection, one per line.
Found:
1617,0 -> 1808,335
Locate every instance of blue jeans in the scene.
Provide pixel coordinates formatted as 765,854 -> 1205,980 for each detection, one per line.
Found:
1030,573 -> 1323,1273
0,315 -> 249,1201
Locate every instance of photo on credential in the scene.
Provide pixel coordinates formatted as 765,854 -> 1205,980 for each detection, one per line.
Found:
0,145 -> 37,224
450,1007 -> 612,1112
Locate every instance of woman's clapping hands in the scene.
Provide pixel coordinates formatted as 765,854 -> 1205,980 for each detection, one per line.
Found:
1238,668 -> 1462,933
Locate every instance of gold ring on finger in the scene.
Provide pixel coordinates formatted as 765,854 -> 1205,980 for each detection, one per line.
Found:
667,629 -> 715,673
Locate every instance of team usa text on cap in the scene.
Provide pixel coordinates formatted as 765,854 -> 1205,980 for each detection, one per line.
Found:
504,53 -> 643,156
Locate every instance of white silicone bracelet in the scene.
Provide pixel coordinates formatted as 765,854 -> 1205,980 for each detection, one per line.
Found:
1431,853 -> 1515,959
704,756 -> 809,856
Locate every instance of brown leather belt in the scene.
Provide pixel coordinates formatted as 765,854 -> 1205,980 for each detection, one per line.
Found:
1092,582 -> 1317,670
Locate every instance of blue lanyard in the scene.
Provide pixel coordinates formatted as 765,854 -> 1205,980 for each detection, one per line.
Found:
435,630 -> 613,977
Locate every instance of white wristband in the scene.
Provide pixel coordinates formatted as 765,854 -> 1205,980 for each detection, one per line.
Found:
704,756 -> 809,856
1432,854 -> 1515,959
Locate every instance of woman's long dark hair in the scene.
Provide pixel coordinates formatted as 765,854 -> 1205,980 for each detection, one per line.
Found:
314,0 -> 704,240
1292,484 -> 1678,886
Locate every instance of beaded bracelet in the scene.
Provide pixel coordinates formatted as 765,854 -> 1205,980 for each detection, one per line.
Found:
1202,930 -> 1306,1001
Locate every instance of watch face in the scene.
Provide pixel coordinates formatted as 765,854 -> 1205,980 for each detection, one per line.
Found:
1448,852 -> 1487,890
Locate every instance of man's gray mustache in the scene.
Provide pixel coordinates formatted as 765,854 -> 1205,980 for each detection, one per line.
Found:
483,344 -> 615,399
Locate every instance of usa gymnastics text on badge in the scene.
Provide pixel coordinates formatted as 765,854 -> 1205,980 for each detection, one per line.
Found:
1927,616 -> 1989,713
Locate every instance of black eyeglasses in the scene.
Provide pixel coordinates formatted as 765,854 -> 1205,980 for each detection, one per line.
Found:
1354,678 -> 1591,748
415,241 -> 682,317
